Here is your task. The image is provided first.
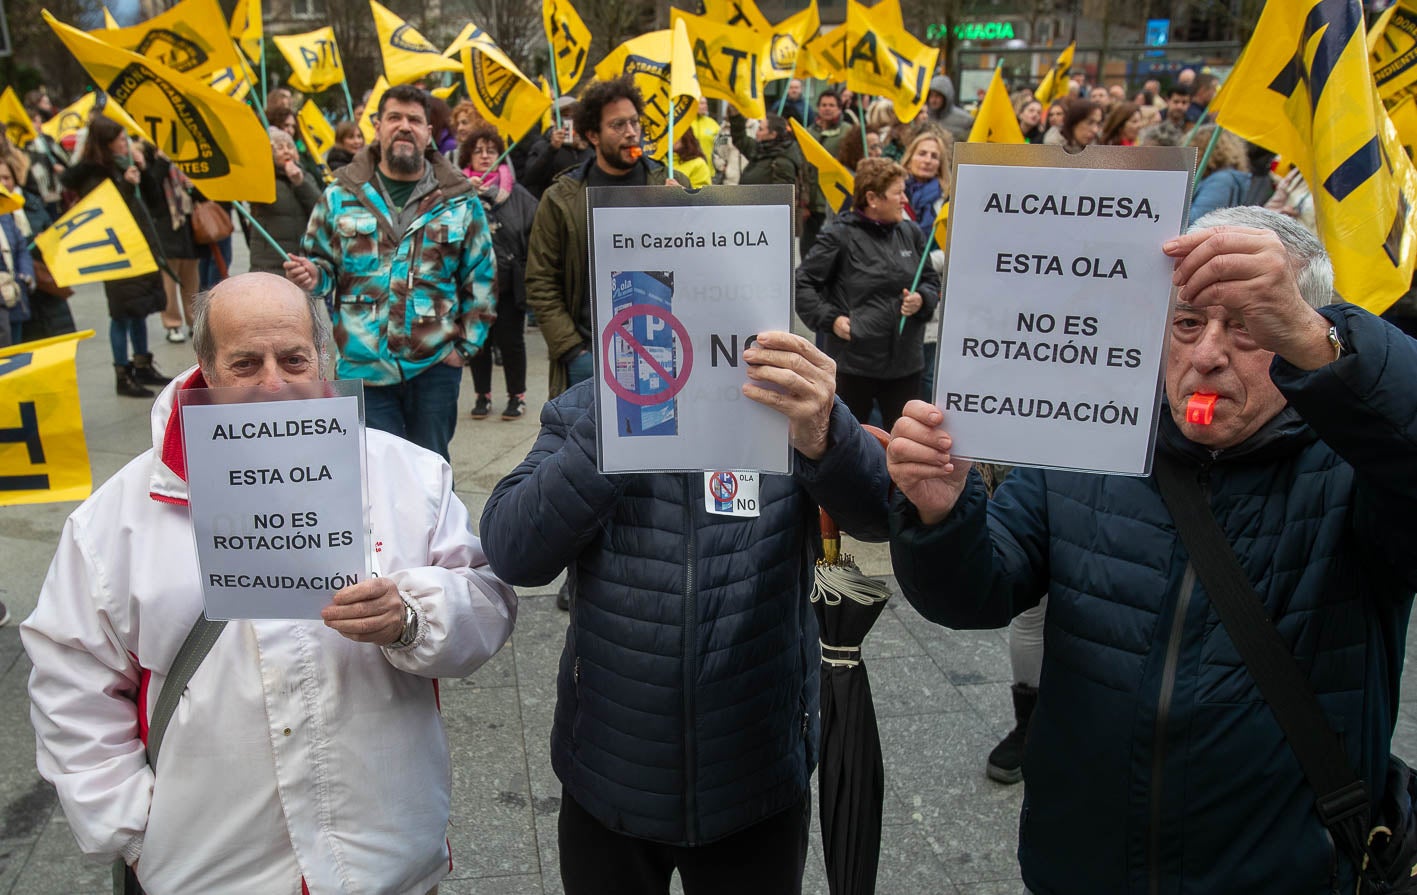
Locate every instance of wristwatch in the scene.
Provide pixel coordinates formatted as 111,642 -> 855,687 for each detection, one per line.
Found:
392,601 -> 418,648
1328,325 -> 1344,362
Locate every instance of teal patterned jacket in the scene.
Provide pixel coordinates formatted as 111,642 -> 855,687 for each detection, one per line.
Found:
301,146 -> 496,386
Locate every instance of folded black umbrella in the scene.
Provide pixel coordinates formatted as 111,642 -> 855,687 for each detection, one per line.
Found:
813,501 -> 893,895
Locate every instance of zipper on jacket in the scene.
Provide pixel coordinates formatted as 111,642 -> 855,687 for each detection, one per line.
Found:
682,476 -> 700,843
1148,559 -> 1197,895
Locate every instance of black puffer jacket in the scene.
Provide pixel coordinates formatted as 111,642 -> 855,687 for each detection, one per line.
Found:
479,182 -> 536,310
795,211 -> 940,379
480,382 -> 890,845
891,305 -> 1417,894
59,161 -> 165,319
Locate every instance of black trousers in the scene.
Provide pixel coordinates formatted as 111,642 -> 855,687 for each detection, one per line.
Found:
470,307 -> 527,397
836,369 -> 921,431
558,789 -> 810,895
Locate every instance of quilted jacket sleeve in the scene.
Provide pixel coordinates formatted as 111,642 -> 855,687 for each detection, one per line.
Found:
1272,303 -> 1417,591
479,388 -> 623,587
793,398 -> 891,541
888,465 -> 1049,629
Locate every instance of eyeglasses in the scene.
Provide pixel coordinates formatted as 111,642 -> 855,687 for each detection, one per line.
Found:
605,117 -> 642,134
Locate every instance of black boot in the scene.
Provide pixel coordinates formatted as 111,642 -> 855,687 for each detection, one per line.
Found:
986,683 -> 1037,784
131,352 -> 172,386
114,364 -> 154,398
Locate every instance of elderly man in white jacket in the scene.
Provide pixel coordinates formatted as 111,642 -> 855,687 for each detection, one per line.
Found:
22,272 -> 517,895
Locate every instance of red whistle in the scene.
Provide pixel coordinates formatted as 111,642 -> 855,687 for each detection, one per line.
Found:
626,144 -> 643,160
1186,393 -> 1218,425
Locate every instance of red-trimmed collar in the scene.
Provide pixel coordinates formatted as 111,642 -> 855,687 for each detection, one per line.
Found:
157,368 -> 211,488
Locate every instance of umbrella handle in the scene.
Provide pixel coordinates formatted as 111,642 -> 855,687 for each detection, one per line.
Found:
819,425 -> 891,562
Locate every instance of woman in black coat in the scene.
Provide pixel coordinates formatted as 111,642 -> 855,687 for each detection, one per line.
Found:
60,115 -> 171,398
795,158 -> 940,429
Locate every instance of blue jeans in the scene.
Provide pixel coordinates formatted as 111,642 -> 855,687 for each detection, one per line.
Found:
565,346 -> 594,388
199,237 -> 233,290
109,316 -> 149,365
362,360 -> 462,461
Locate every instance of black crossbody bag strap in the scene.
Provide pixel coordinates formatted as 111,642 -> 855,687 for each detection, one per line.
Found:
1153,453 -> 1373,870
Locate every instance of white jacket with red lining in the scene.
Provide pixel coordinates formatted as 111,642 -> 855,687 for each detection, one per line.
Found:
21,368 -> 517,895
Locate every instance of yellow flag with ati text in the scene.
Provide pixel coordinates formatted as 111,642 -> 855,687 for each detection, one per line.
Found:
1368,0 -> 1417,103
298,101 -> 336,165
359,76 -> 390,145
456,35 -> 552,144
790,119 -> 853,214
1034,42 -> 1075,105
0,330 -> 96,507
230,0 -> 262,64
1214,0 -> 1417,314
92,0 -> 244,81
41,92 -> 146,145
801,23 -> 848,81
844,0 -> 938,124
595,31 -> 697,162
670,10 -> 768,118
47,11 -> 276,203
700,0 -> 770,31
0,88 -> 38,147
543,0 -> 592,94
767,0 -> 818,82
371,0 -> 459,85
33,180 -> 159,288
969,67 -> 1025,143
206,61 -> 254,103
274,27 -> 345,94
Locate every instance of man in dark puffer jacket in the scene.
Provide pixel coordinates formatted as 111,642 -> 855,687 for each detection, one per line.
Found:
481,331 -> 889,894
887,206 -> 1417,894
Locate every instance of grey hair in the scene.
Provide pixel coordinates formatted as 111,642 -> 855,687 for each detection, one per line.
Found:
1189,205 -> 1334,308
191,276 -> 333,375
268,125 -> 296,152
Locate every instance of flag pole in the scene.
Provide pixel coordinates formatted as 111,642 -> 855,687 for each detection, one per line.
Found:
547,40 -> 563,130
474,140 -> 518,182
859,93 -> 869,155
232,202 -> 291,261
668,100 -> 676,181
260,38 -> 268,108
1190,125 -> 1224,199
776,77 -> 791,116
340,76 -> 357,124
900,208 -> 943,334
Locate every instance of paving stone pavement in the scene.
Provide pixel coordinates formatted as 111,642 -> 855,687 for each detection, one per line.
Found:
2,245 -> 1416,894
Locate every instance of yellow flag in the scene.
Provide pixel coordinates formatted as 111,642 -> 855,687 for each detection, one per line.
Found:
1391,94 -> 1417,150
670,18 -> 702,103
595,30 -> 697,161
844,0 -> 938,123
230,0 -> 262,64
33,180 -> 159,287
968,67 -> 1025,143
543,0 -> 592,94
450,27 -> 552,144
48,11 -> 275,203
932,198 -> 949,250
0,183 -> 22,216
297,101 -> 336,164
0,330 -> 97,507
92,0 -> 244,81
801,24 -> 848,81
1034,42 -> 1075,105
790,119 -> 853,214
767,1 -> 819,82
41,92 -> 145,144
371,0 -> 459,85
359,76 -> 390,145
432,84 -> 459,101
1214,0 -> 1417,314
700,0 -> 770,31
274,27 -> 345,94
102,6 -> 119,29
0,88 -> 38,147
206,62 -> 253,102
670,10 -> 770,118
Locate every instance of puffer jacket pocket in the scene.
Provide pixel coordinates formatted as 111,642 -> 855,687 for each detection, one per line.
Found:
409,216 -> 467,320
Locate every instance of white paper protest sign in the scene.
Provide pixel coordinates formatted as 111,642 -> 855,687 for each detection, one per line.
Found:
180,381 -> 371,620
587,185 -> 794,474
933,144 -> 1194,476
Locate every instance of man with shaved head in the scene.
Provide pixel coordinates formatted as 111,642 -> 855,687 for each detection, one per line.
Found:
23,273 -> 517,894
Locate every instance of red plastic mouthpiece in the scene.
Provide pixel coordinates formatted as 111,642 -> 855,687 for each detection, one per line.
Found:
1186,393 -> 1218,426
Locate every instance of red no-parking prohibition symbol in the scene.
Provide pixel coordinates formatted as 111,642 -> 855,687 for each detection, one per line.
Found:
709,471 -> 737,503
600,303 -> 695,407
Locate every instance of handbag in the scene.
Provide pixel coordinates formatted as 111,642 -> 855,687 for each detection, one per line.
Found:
31,257 -> 73,300
1154,453 -> 1417,893
189,201 -> 233,246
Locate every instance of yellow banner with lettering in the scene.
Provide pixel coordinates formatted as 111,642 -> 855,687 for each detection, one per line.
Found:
230,0 -> 262,63
92,0 -> 243,81
273,27 -> 345,94
844,0 -> 938,124
801,24 -> 848,82
1034,42 -> 1075,105
543,0 -> 592,94
448,25 -> 551,144
47,12 -> 275,203
0,330 -> 95,507
371,0 -> 459,85
595,31 -> 697,162
0,88 -> 37,148
790,119 -> 853,214
670,9 -> 769,119
40,92 -> 146,145
297,101 -> 336,167
1214,0 -> 1417,313
33,180 -> 159,287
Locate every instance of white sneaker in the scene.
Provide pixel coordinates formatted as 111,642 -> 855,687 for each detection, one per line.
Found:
166,327 -> 187,343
